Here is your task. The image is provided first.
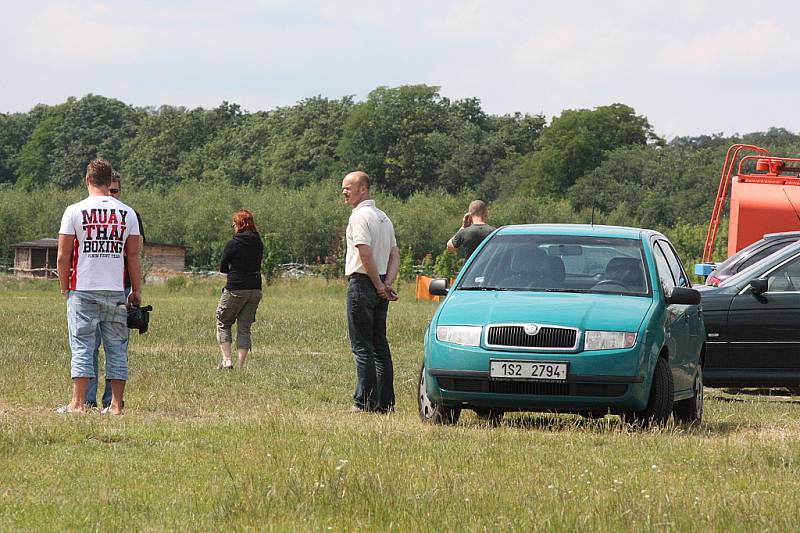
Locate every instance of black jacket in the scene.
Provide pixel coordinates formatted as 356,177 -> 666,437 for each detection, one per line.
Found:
219,231 -> 264,290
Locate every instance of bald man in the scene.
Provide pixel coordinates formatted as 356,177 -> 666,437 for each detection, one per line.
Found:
341,171 -> 400,413
447,200 -> 495,258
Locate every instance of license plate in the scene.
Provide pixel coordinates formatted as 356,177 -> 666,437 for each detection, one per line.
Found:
490,360 -> 568,381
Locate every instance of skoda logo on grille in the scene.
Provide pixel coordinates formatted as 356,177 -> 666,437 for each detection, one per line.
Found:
523,324 -> 540,336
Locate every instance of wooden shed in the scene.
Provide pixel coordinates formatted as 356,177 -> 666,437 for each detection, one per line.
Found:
144,243 -> 187,272
11,238 -> 59,278
10,239 -> 187,277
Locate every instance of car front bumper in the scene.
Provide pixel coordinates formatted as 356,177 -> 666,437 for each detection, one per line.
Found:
424,339 -> 650,412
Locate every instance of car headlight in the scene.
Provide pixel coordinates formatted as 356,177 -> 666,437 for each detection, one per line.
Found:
584,331 -> 637,351
436,325 -> 482,346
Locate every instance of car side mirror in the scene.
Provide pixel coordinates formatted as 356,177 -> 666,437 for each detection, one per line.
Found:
429,278 -> 450,296
666,286 -> 701,305
749,278 -> 768,295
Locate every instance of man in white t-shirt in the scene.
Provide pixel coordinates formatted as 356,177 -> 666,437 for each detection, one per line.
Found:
56,158 -> 142,414
342,171 -> 399,413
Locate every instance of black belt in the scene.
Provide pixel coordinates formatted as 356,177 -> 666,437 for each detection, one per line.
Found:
348,273 -> 386,282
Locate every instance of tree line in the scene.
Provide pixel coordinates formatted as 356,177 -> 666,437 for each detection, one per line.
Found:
2,85 -> 800,275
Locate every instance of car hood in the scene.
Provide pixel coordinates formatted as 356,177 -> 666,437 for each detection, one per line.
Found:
438,290 -> 653,332
695,284 -> 739,296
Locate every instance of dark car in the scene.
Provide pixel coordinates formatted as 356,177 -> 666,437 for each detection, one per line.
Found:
705,231 -> 800,286
697,240 -> 800,388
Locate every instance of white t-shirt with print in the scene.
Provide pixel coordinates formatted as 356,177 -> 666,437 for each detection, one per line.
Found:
345,199 -> 397,276
58,195 -> 140,291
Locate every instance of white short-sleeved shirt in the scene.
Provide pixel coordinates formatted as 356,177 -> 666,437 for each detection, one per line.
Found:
58,195 -> 140,291
345,199 -> 397,276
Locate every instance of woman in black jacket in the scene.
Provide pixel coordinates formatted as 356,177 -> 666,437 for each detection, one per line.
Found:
216,209 -> 264,369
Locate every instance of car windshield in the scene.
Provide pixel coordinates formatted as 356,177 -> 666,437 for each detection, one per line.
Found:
719,239 -> 800,287
458,234 -> 650,296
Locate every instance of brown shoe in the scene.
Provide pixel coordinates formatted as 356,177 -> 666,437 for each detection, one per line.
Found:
350,405 -> 366,413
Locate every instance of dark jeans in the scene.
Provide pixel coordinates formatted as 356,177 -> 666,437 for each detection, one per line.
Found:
347,275 -> 394,411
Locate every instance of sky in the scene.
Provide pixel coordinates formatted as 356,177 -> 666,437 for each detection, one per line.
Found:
2,0 -> 800,139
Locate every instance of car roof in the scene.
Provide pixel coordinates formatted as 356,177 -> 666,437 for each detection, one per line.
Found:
721,239 -> 800,287
495,224 -> 653,240
712,231 -> 800,276
764,231 -> 800,239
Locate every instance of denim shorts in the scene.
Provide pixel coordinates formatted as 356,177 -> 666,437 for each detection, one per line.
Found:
67,290 -> 129,380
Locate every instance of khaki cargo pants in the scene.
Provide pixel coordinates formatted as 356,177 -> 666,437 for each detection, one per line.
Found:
216,289 -> 262,348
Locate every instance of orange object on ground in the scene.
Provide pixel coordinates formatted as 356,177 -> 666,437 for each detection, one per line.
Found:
415,275 -> 443,302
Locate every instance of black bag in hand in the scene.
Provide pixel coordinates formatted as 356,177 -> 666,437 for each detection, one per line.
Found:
127,305 -> 153,334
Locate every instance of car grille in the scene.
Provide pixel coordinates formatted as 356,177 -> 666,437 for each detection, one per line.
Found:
436,377 -> 626,397
486,325 -> 578,349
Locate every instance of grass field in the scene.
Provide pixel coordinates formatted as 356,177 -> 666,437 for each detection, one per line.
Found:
2,276 -> 800,532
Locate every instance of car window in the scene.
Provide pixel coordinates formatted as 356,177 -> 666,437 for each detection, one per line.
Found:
721,240 -> 800,287
766,254 -> 800,292
458,234 -> 650,296
739,241 -> 794,270
716,238 -> 765,270
656,240 -> 690,288
652,242 -> 675,291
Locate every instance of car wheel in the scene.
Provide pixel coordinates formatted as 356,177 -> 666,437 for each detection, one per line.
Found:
674,367 -> 703,424
473,407 -> 504,426
418,365 -> 461,425
627,357 -> 674,427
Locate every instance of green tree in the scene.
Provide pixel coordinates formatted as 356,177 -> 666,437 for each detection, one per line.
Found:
0,112 -> 37,184
175,112 -> 272,186
567,144 -> 724,228
121,102 -> 242,187
338,85 -> 537,198
520,104 -> 661,196
16,96 -> 144,189
387,188 -> 469,259
486,112 -> 546,156
14,103 -> 69,189
433,250 -> 460,278
48,95 -> 144,187
258,96 -> 353,187
261,232 -> 288,284
338,85 -> 450,197
398,246 -> 416,281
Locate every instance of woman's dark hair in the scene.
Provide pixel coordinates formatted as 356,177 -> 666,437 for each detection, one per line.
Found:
232,209 -> 258,233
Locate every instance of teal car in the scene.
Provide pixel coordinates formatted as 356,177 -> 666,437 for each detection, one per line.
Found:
419,224 -> 704,426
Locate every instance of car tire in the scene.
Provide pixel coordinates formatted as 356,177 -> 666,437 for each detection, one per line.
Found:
418,365 -> 461,425
674,367 -> 703,424
627,357 -> 674,427
473,407 -> 504,426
